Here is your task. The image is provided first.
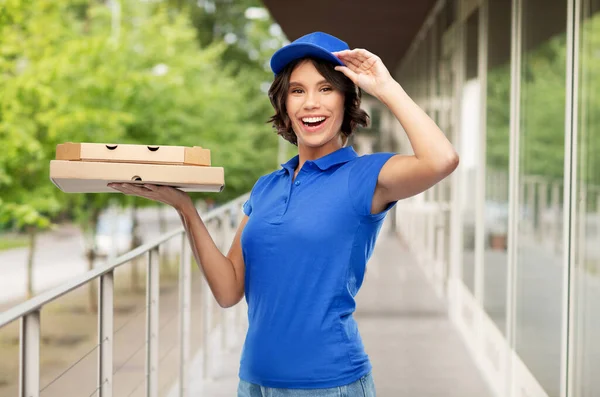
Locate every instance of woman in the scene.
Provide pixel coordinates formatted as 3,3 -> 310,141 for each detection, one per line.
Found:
109,31 -> 458,396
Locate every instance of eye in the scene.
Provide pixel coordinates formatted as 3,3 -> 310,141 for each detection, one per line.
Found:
321,86 -> 333,92
291,88 -> 303,94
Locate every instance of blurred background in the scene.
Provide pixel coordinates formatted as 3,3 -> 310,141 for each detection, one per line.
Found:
1,0 -> 599,397
0,0 -> 293,297
0,1 -> 289,395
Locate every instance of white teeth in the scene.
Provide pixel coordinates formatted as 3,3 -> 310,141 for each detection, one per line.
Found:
302,116 -> 326,123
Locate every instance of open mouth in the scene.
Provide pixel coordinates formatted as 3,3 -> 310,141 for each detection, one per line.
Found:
302,116 -> 327,128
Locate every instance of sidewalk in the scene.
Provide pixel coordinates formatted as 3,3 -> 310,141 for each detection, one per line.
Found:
188,224 -> 493,397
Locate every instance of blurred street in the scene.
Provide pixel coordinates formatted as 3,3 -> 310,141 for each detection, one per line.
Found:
0,206 -> 182,304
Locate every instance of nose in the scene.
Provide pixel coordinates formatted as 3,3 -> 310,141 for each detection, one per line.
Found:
303,91 -> 321,109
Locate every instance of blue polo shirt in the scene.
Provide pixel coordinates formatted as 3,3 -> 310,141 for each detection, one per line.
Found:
239,146 -> 396,389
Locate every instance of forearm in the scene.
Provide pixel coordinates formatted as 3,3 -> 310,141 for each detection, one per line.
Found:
377,81 -> 458,169
177,202 -> 240,307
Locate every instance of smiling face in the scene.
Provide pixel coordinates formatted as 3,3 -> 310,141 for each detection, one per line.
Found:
285,60 -> 345,152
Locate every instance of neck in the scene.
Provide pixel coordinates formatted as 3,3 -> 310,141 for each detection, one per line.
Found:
295,134 -> 344,175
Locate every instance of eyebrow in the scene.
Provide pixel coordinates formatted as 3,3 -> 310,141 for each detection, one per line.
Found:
289,79 -> 329,87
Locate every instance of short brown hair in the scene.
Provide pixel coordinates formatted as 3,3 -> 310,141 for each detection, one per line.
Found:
267,57 -> 369,145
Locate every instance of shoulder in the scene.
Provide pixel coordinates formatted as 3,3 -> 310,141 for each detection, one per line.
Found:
346,152 -> 397,217
346,152 -> 397,175
247,169 -> 288,200
243,170 -> 283,216
252,169 -> 283,190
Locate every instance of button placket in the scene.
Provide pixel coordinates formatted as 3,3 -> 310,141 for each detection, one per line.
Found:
277,175 -> 294,219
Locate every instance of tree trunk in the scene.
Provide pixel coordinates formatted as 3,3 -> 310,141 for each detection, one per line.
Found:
25,226 -> 37,299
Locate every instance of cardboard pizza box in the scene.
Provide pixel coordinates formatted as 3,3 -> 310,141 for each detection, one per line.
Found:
56,142 -> 211,166
50,160 -> 224,193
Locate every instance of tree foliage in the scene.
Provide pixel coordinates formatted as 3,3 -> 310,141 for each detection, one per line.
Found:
0,0 -> 285,232
486,15 -> 600,189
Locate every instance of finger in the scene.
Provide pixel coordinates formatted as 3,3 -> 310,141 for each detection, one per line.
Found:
336,48 -> 367,59
332,58 -> 360,72
344,57 -> 362,70
344,49 -> 379,69
334,66 -> 358,84
332,50 -> 351,58
334,55 -> 361,72
353,48 -> 372,63
119,183 -> 153,196
131,184 -> 172,201
143,184 -> 157,191
108,183 -> 131,193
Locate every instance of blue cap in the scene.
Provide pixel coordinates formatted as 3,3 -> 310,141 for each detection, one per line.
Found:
270,31 -> 349,75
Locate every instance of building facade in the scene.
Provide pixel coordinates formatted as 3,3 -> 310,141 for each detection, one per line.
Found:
390,1 -> 599,397
264,0 -> 599,396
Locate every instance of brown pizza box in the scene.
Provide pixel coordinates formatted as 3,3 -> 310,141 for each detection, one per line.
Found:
50,160 -> 224,193
56,142 -> 211,166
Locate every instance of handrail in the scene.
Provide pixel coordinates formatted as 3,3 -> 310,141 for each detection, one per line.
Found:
0,192 -> 249,397
0,193 -> 248,329
0,228 -> 181,327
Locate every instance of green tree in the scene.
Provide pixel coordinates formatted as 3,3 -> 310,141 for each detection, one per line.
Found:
0,0 -> 282,303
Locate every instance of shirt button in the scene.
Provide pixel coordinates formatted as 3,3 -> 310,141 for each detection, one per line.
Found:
295,180 -> 301,186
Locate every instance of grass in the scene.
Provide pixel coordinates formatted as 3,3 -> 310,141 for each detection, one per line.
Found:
0,234 -> 29,251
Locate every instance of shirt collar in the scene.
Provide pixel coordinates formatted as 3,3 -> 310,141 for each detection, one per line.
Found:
281,146 -> 358,174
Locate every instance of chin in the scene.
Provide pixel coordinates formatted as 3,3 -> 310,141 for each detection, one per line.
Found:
298,136 -> 333,148
297,130 -> 338,147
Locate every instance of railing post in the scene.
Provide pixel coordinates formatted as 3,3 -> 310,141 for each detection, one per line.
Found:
146,248 -> 160,397
202,275 -> 212,380
19,310 -> 40,397
98,271 -> 114,397
178,234 -> 191,397
221,211 -> 231,351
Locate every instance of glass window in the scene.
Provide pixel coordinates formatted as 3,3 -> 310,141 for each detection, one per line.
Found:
516,0 -> 567,395
436,20 -> 456,287
461,10 -> 479,294
483,0 -> 512,335
572,0 -> 600,395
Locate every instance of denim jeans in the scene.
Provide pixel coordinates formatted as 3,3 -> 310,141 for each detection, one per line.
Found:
237,371 -> 376,397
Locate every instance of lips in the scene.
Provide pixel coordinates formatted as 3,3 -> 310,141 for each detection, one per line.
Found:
299,116 -> 328,133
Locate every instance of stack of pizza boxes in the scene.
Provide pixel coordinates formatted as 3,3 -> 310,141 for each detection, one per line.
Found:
50,142 -> 224,193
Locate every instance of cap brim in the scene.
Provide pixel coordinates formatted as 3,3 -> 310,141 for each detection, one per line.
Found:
270,43 -> 345,75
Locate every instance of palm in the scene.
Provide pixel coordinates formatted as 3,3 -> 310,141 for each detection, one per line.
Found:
333,49 -> 393,98
108,183 -> 192,211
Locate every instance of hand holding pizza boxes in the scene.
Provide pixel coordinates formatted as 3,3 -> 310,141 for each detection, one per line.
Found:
50,142 -> 224,193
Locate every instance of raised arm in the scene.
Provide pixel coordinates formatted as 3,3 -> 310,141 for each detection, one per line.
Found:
370,81 -> 459,211
333,49 -> 459,213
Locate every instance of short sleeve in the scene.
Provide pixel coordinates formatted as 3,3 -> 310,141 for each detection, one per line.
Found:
348,152 -> 397,217
242,199 -> 252,216
242,176 -> 263,216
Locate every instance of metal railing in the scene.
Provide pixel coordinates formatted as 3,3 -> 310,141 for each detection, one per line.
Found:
0,193 -> 249,397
